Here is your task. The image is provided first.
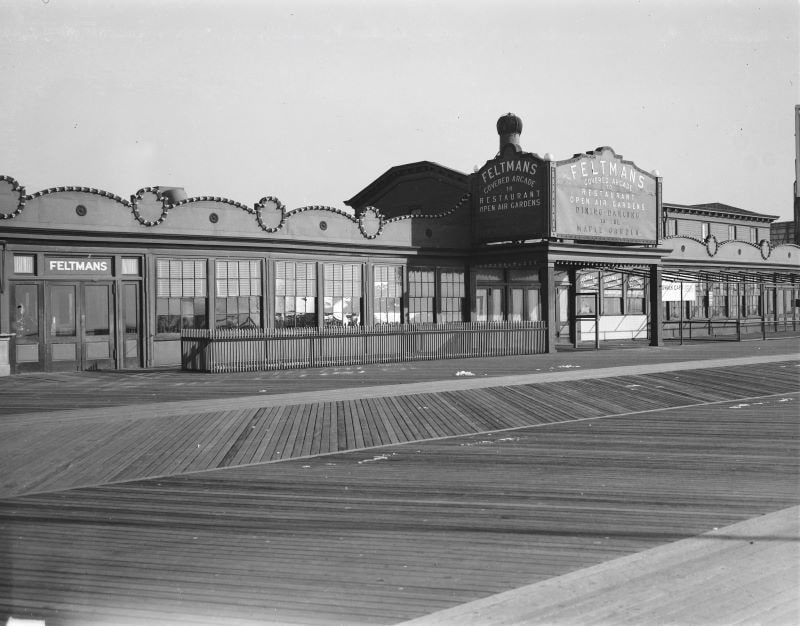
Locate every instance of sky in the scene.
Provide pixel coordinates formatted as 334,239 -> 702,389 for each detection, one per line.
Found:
1,0 -> 798,221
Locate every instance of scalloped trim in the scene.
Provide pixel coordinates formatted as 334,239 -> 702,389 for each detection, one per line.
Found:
0,176 -> 388,238
383,192 -> 471,224
705,234 -> 718,257
285,204 -> 358,222
358,206 -> 384,239
254,196 -> 287,233
759,239 -> 771,261
665,234 -> 774,260
0,175 -> 26,220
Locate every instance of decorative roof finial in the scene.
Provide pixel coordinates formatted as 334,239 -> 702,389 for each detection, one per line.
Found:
496,112 -> 523,152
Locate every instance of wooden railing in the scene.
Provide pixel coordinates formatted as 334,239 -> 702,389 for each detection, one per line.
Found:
181,321 -> 547,372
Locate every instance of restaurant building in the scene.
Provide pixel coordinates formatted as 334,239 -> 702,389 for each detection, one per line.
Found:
1,114 -> 798,374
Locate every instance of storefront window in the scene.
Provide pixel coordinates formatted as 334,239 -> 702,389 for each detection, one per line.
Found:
782,289 -> 794,317
626,275 -> 646,314
728,284 -> 739,318
275,260 -> 317,328
215,260 -> 262,329
439,270 -> 465,323
409,268 -> 434,324
742,283 -> 760,317
476,287 -> 504,322
578,271 -> 599,293
13,284 -> 39,337
765,288 -> 776,316
156,258 -> 207,333
708,282 -> 726,318
526,288 -> 541,321
688,282 -> 707,319
373,265 -> 403,324
324,263 -> 361,326
664,300 -> 681,321
602,273 -> 623,315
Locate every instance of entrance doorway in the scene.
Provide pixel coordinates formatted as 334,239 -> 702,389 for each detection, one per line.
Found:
556,284 -> 571,343
47,282 -> 115,371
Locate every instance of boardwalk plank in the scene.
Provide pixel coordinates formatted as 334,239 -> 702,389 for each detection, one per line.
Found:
2,396 -> 797,625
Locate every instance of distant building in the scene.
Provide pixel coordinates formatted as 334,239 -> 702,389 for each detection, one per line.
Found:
771,220 -> 796,245
663,202 -> 775,244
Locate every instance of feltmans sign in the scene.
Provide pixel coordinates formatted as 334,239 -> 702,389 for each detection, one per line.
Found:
45,256 -> 112,276
473,152 -> 547,244
552,147 -> 658,244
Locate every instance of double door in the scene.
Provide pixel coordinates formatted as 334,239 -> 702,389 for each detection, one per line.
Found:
48,282 -> 115,370
44,281 -> 141,371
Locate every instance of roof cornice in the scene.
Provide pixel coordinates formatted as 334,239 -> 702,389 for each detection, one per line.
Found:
345,161 -> 469,207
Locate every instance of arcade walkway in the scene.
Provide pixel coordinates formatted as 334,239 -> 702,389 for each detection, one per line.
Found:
1,339 -> 798,625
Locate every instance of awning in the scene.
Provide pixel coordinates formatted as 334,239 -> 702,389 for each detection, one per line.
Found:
661,266 -> 798,285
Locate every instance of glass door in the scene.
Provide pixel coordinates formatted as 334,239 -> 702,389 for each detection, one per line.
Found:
83,283 -> 115,370
556,285 -> 571,343
121,282 -> 142,368
45,282 -> 115,371
47,283 -> 80,370
11,282 -> 43,372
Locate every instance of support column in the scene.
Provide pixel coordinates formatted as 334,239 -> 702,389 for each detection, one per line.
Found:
649,264 -> 663,346
543,262 -> 557,353
568,267 -> 577,348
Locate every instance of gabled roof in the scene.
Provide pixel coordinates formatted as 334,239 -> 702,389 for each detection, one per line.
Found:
664,202 -> 779,222
345,160 -> 469,208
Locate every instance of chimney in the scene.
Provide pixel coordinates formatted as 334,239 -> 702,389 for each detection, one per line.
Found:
497,112 -> 523,152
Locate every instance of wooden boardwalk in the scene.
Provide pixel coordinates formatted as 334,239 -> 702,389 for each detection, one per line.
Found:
0,352 -> 799,624
1,359 -> 797,498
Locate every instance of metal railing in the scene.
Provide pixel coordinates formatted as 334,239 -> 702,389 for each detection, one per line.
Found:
181,321 -> 548,372
663,317 -> 799,342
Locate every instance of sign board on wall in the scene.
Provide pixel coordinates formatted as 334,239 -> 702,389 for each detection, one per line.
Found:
662,281 -> 696,302
44,257 -> 113,277
552,147 -> 658,244
473,151 -> 548,244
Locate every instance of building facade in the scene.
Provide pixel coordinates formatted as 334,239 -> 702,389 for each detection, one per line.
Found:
1,114 -> 798,374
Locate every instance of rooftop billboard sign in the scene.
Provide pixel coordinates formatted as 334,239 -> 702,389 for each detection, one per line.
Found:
472,149 -> 548,244
552,147 -> 659,244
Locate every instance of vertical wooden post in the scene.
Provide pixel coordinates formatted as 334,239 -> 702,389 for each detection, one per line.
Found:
736,281 -> 742,341
649,264 -> 663,346
679,278 -> 684,345
543,262 -> 557,353
568,267 -> 578,348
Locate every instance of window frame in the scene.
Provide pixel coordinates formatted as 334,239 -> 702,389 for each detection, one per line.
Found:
323,262 -> 363,327
274,259 -> 318,329
155,257 -> 208,336
215,259 -> 263,329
